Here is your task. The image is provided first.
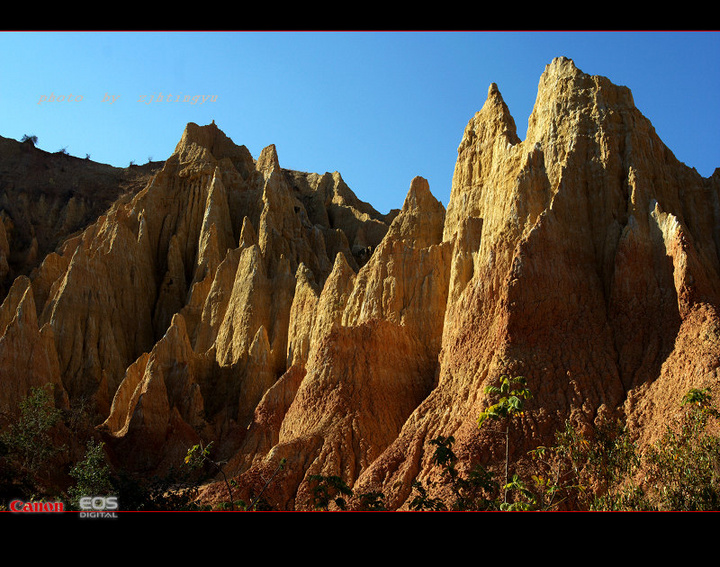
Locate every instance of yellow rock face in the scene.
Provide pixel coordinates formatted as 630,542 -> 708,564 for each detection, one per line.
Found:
350,57 -> 720,509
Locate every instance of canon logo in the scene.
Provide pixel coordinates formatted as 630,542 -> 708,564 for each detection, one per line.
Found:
10,500 -> 64,513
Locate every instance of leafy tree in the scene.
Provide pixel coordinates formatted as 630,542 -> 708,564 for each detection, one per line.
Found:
529,416 -> 645,511
409,480 -> 446,511
478,374 -> 532,504
527,387 -> 720,511
410,435 -> 501,511
308,474 -> 353,511
185,442 -> 286,510
0,385 -> 65,493
355,490 -> 386,511
185,441 -> 236,510
67,439 -> 113,508
20,134 -> 37,145
642,387 -> 720,511
502,474 -> 537,510
682,387 -> 720,415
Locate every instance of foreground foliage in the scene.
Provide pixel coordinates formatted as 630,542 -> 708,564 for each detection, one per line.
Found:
0,385 -> 65,501
411,383 -> 720,511
1,381 -> 719,511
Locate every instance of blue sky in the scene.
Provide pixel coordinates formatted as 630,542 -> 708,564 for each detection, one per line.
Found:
1,31 -> 718,214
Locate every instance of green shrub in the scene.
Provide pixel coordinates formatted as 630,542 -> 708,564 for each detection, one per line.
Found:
642,388 -> 720,511
0,385 -> 65,495
66,440 -> 113,508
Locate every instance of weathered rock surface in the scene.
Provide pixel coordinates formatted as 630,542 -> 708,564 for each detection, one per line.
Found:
1,58 -> 718,510
0,275 -> 67,416
0,120 -> 394,477
350,57 -> 720,508
219,57 -> 719,509
0,135 -> 160,298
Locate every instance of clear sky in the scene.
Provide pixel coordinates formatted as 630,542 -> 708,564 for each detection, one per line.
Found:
1,31 -> 718,214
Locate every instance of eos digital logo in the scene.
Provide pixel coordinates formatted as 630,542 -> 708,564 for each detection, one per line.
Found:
79,496 -> 119,519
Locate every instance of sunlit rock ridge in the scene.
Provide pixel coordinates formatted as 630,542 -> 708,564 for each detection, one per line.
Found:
0,57 -> 718,510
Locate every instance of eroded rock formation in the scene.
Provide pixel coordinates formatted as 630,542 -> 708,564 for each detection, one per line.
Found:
0,58 -> 718,510
349,57 -> 720,508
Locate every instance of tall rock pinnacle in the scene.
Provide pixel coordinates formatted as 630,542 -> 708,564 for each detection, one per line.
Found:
350,57 -> 720,509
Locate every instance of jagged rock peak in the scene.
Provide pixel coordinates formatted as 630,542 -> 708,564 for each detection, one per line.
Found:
543,55 -> 581,77
257,144 -> 280,175
485,82 -> 504,107
174,121 -> 229,154
386,176 -> 445,249
173,121 -> 254,171
528,56 -> 637,141
458,80 -> 520,156
539,56 -> 632,102
400,176 -> 438,213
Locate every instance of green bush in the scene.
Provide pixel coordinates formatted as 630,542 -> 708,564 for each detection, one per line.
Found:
66,440 -> 113,508
411,383 -> 720,512
527,387 -> 720,511
641,388 -> 720,511
4,380 -> 718,511
0,385 -> 65,496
